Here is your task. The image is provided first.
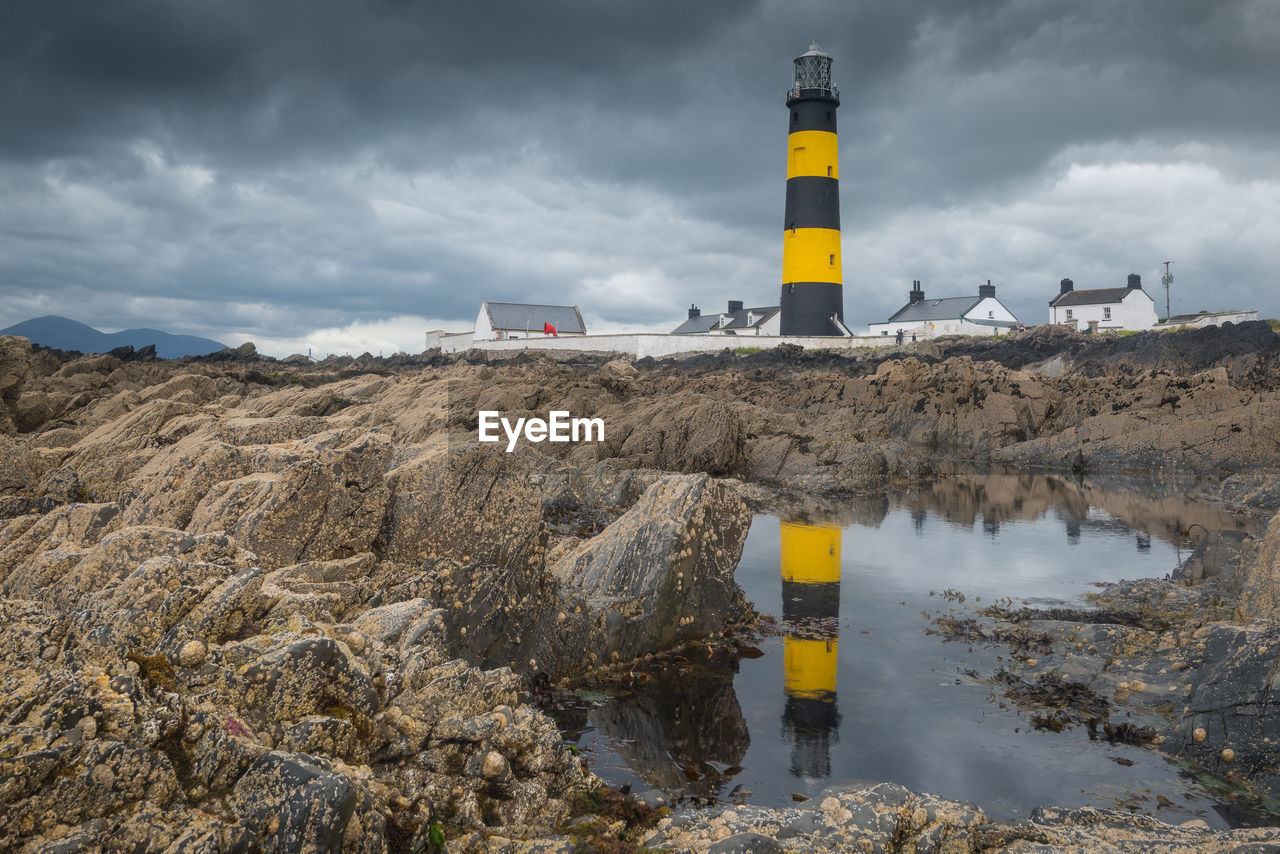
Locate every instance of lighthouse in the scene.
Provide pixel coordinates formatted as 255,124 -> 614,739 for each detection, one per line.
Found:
781,43 -> 846,336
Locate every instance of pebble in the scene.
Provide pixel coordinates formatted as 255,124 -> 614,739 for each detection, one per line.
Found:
178,640 -> 207,669
1221,748 -> 1236,764
1193,727 -> 1207,743
482,750 -> 508,780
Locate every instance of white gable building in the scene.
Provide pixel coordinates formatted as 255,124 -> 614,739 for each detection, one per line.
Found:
869,281 -> 1018,338
672,301 -> 782,336
474,301 -> 587,341
1048,275 -> 1158,331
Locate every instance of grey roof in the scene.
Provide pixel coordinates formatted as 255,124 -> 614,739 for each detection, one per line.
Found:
484,301 -> 585,333
1050,287 -> 1142,307
886,296 -> 981,324
673,306 -> 779,334
672,314 -> 720,334
799,42 -> 830,58
716,306 -> 780,330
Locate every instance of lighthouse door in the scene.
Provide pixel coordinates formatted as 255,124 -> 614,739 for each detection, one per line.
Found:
791,146 -> 806,174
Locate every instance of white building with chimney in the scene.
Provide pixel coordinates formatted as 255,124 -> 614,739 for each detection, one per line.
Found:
869,281 -> 1018,338
1048,275 -> 1158,331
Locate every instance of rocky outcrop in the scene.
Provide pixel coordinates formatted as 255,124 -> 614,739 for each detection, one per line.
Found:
645,781 -> 1280,852
415,472 -> 751,680
552,473 -> 750,662
0,525 -> 591,851
2,324 -> 1280,850
0,335 -> 30,435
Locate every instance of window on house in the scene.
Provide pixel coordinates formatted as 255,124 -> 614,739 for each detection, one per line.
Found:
1066,309 -> 1073,319
988,311 -> 994,318
1104,307 -> 1112,320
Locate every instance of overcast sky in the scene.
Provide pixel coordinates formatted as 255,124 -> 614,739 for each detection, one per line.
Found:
3,0 -> 1277,356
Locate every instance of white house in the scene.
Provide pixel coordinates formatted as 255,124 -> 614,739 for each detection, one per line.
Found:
1047,275 -> 1157,331
672,301 -> 782,336
475,301 -> 587,341
868,281 -> 1018,339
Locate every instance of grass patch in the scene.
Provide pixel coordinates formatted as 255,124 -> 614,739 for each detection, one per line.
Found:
733,346 -> 763,355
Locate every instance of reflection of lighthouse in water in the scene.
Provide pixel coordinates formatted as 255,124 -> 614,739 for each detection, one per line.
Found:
779,521 -> 842,779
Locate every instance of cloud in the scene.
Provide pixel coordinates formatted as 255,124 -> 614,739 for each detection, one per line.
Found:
847,141 -> 1280,327
2,0 -> 1278,346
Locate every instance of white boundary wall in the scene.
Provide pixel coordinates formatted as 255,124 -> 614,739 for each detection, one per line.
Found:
426,331 -> 893,358
1157,310 -> 1259,330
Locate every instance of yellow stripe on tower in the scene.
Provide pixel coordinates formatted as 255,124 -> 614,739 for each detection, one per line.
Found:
782,229 -> 842,287
783,635 -> 839,698
780,522 -> 842,584
786,130 -> 839,179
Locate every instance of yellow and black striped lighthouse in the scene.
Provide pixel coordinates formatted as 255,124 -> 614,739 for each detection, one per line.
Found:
781,43 -> 846,336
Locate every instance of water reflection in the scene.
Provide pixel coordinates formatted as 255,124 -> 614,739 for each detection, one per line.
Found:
780,521 -> 842,780
561,472 -> 1264,824
900,472 -> 1253,547
562,646 -> 751,798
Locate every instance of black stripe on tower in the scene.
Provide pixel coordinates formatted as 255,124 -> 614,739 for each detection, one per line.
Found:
781,284 -> 844,336
788,99 -> 839,132
784,177 -> 841,231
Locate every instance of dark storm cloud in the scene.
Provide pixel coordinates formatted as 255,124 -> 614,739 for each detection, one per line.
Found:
1,0 -> 1277,353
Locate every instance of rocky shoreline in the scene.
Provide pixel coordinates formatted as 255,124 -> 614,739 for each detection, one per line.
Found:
3,323 -> 1280,852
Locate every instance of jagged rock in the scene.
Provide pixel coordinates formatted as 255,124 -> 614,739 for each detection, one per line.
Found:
0,335 -> 31,434
551,473 -> 751,664
594,358 -> 640,395
240,636 -> 378,723
1169,624 -> 1280,796
227,751 -> 384,854
379,444 -> 548,569
598,398 -> 747,476
187,432 -> 391,567
1235,512 -> 1280,620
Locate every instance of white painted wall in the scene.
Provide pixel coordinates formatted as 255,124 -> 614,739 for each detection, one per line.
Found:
1158,310 -> 1260,329
431,332 -> 894,358
1049,289 -> 1157,331
868,297 -> 1018,338
424,330 -> 474,350
969,297 -> 1018,324
474,304 -> 495,341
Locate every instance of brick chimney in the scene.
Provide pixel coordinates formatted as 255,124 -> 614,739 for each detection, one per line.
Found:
727,300 -> 744,313
1059,278 -> 1074,294
1127,274 -> 1141,289
908,280 -> 925,304
978,279 -> 996,299
688,304 -> 700,319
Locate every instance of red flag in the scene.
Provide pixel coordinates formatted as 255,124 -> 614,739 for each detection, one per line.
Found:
543,322 -> 558,337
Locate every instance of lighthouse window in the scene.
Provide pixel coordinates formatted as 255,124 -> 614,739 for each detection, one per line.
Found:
826,111 -> 832,121
791,111 -> 798,123
829,254 -> 835,265
827,165 -> 832,177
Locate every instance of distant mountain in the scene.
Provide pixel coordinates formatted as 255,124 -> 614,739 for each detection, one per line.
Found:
1,315 -> 227,359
